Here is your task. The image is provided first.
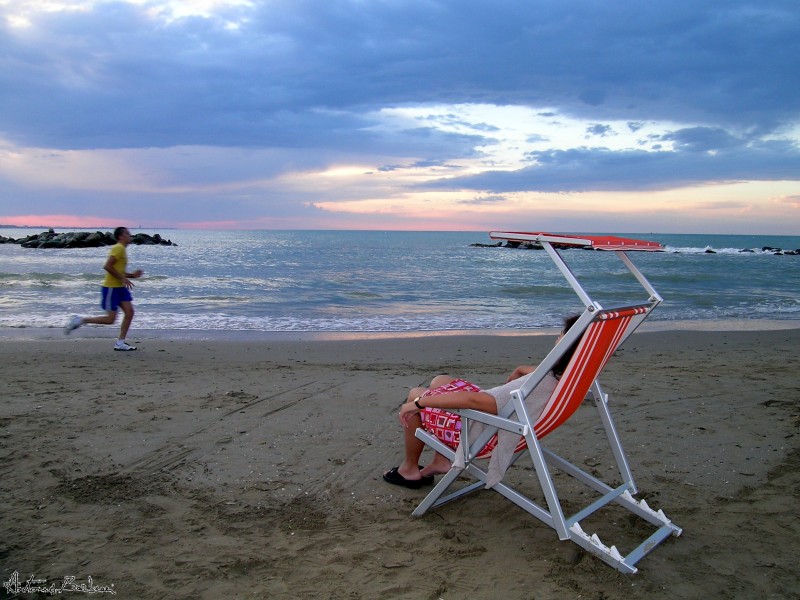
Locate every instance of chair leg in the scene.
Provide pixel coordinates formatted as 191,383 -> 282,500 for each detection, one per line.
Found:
524,430 -> 571,540
411,418 -> 680,573
411,428 -> 492,516
592,381 -> 636,493
412,467 -> 467,516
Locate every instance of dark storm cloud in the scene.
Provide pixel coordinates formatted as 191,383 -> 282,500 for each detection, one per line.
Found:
426,136 -> 800,192
1,0 -> 797,150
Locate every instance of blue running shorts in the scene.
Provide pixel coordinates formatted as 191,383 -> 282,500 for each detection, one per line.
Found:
100,286 -> 133,311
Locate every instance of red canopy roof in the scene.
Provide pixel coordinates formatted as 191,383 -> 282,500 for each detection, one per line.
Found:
489,231 -> 664,251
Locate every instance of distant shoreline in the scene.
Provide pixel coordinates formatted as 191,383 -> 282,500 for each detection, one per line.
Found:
1,226 -> 798,237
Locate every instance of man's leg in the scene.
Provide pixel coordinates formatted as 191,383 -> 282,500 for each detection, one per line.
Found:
118,301 -> 134,341
74,286 -> 119,328
81,310 -> 118,326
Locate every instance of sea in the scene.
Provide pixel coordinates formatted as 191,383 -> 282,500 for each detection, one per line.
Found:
1,229 -> 798,339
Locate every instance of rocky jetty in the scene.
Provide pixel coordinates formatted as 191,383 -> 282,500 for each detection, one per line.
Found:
0,229 -> 176,248
760,246 -> 800,255
738,246 -> 800,255
470,240 -> 593,250
470,240 -> 550,249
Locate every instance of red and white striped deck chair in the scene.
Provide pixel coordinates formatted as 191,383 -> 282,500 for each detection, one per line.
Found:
410,232 -> 682,574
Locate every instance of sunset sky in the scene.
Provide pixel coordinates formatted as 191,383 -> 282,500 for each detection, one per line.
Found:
1,0 -> 798,233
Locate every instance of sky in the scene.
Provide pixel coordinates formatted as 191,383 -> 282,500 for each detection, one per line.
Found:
0,0 -> 799,234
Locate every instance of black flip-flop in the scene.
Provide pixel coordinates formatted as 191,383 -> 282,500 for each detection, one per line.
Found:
383,467 -> 434,489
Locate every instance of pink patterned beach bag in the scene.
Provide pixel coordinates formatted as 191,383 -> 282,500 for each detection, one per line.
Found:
420,379 -> 524,458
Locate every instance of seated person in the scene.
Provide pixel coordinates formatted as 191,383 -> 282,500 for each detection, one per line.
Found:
383,315 -> 581,489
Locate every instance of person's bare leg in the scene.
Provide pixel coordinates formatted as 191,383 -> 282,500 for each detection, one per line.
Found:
417,375 -> 458,476
117,301 -> 134,341
420,454 -> 452,477
390,375 -> 462,480
81,310 -> 117,326
429,374 -> 456,388
393,385 -> 429,480
396,412 -> 428,480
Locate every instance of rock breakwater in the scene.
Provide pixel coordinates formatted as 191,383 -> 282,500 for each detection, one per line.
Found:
0,229 -> 176,248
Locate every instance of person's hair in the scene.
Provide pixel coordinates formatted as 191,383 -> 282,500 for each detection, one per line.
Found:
113,227 -> 129,241
551,314 -> 582,379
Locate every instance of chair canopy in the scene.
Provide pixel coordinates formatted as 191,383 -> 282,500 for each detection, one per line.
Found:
489,231 -> 665,251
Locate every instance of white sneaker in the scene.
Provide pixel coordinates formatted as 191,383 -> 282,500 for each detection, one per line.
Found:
114,340 -> 137,352
64,315 -> 82,334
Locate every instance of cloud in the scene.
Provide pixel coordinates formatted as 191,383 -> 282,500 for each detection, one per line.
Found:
376,158 -> 458,173
426,137 -> 800,193
457,194 -> 508,205
776,194 -> 800,208
586,124 -> 614,138
2,0 -> 798,151
657,127 -> 745,152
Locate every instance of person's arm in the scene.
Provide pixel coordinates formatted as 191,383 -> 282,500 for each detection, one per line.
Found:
506,365 -> 535,382
399,390 -> 496,427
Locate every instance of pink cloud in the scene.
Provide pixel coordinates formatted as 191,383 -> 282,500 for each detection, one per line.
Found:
777,195 -> 800,208
0,215 -> 129,228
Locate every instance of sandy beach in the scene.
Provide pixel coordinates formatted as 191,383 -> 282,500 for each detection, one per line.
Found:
1,327 -> 798,599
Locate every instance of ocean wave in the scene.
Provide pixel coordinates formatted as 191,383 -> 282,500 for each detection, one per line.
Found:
0,272 -> 102,288
0,311 -> 554,332
2,230 -> 798,334
4,305 -> 799,333
663,245 -> 798,255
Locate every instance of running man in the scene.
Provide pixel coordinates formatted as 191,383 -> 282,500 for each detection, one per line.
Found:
65,226 -> 143,351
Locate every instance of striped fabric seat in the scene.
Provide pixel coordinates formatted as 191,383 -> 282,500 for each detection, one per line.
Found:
533,306 -> 647,438
420,307 -> 648,458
